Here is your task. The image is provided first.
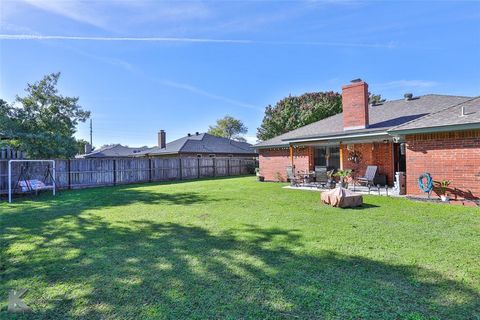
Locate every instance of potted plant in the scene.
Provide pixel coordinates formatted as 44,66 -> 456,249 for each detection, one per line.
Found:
255,168 -> 264,182
438,179 -> 452,202
334,169 -> 352,188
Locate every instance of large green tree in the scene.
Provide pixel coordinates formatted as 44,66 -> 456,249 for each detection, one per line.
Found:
369,92 -> 385,105
256,91 -> 342,141
208,115 -> 248,141
1,73 -> 90,158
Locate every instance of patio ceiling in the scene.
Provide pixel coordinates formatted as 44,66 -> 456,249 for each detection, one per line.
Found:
287,131 -> 393,146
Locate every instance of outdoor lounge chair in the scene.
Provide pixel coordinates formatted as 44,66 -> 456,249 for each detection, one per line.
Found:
286,166 -> 302,187
357,165 -> 378,188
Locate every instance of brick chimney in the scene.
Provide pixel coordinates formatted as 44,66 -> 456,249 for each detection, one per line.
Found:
158,130 -> 166,148
84,143 -> 92,154
342,79 -> 369,130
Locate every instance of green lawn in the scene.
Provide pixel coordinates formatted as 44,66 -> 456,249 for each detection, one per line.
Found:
1,177 -> 479,319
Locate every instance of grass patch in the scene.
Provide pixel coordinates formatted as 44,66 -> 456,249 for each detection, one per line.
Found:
1,177 -> 479,319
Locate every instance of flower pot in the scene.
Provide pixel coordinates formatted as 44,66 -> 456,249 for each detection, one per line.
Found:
440,195 -> 450,202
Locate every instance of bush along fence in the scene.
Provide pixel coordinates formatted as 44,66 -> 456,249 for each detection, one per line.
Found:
0,157 -> 256,195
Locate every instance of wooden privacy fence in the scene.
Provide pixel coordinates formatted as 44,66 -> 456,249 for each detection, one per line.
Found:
0,146 -> 25,159
0,157 -> 255,195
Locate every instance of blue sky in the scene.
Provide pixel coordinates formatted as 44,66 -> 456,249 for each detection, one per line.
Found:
0,0 -> 479,147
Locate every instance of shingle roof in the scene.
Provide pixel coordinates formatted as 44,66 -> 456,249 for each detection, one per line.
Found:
255,94 -> 471,148
389,97 -> 480,133
79,144 -> 149,158
139,133 -> 256,156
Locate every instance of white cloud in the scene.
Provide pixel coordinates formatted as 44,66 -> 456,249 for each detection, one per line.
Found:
244,136 -> 258,144
22,0 -> 108,29
46,43 -> 259,111
155,79 -> 259,110
19,0 -> 212,31
377,80 -> 439,89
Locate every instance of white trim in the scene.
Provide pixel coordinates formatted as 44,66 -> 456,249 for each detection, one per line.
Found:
286,131 -> 389,144
8,160 -> 56,203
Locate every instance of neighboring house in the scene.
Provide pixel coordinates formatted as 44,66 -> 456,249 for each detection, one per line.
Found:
77,144 -> 149,158
255,79 -> 480,199
138,130 -> 257,158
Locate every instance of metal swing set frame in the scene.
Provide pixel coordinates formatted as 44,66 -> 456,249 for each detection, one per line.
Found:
8,160 -> 56,203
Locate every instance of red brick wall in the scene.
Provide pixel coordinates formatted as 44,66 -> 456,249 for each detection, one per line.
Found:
406,130 -> 480,199
258,147 -> 313,182
341,142 -> 394,185
342,81 -> 369,130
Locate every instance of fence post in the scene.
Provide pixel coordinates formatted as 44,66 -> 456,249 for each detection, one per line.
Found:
148,158 -> 152,183
179,158 -> 183,180
227,158 -> 230,176
67,159 -> 71,189
113,159 -> 117,186
197,157 -> 200,179
212,158 -> 216,177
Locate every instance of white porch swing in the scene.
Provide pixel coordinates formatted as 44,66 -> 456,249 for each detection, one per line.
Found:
8,160 -> 56,203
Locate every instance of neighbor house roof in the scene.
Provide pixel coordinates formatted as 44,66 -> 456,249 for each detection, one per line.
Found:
78,144 -> 149,158
388,97 -> 480,134
139,133 -> 256,156
255,94 -> 472,148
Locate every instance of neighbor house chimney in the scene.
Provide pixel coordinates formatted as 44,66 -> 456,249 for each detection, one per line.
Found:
342,79 -> 369,130
84,143 -> 92,154
158,130 -> 166,148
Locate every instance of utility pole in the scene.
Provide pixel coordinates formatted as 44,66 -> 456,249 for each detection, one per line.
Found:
89,118 -> 93,147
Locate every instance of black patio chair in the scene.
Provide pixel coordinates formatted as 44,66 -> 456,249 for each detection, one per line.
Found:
286,166 -> 302,187
315,166 -> 328,188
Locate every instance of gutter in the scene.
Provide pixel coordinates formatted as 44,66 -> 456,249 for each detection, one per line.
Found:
388,122 -> 480,135
254,143 -> 289,150
255,122 -> 480,149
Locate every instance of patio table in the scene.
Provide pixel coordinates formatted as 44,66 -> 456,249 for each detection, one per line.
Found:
298,171 -> 315,185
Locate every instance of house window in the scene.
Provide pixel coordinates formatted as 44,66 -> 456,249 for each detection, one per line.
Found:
314,146 -> 340,170
314,147 -> 327,167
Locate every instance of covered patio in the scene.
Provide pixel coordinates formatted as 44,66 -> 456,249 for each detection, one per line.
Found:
285,131 -> 407,195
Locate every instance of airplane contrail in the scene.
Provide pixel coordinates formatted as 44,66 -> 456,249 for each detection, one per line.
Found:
0,34 -> 252,43
0,34 -> 396,48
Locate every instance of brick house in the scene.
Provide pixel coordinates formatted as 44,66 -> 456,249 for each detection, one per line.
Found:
255,79 -> 480,199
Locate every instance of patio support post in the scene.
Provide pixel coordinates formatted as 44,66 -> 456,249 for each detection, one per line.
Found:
339,143 -> 344,169
289,145 -> 294,167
